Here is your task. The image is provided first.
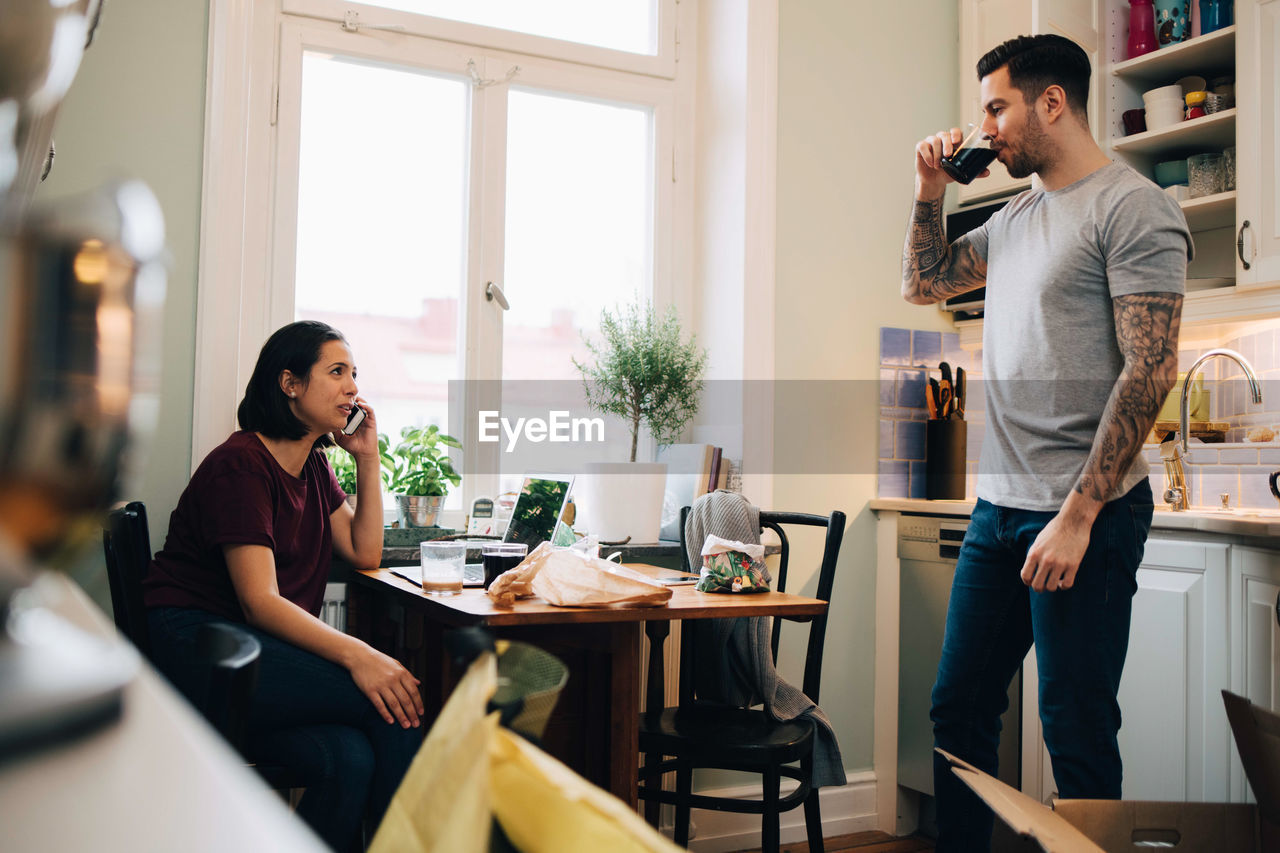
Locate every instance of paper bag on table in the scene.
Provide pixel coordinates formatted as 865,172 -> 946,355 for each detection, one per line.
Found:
532,552 -> 672,608
486,540 -> 595,605
486,542 -> 672,608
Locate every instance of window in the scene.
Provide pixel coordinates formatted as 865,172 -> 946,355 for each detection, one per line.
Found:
351,0 -> 659,55
194,2 -> 687,517
293,54 -> 467,445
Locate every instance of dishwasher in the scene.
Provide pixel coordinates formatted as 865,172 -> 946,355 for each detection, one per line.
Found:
897,514 -> 1021,805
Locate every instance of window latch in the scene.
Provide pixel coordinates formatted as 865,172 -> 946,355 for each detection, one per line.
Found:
341,11 -> 405,34
485,281 -> 509,310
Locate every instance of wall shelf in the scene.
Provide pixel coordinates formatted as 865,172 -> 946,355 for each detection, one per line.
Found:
1111,27 -> 1236,83
1112,109 -> 1236,156
1181,190 -> 1236,230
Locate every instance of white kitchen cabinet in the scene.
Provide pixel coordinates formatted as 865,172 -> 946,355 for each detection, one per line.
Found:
956,0 -> 1101,205
1229,545 -> 1280,801
1116,537 -> 1231,801
1235,0 -> 1280,287
1020,535 -> 1232,804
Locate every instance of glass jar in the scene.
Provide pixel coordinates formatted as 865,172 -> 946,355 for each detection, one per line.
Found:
1187,153 -> 1224,198
1223,146 -> 1236,191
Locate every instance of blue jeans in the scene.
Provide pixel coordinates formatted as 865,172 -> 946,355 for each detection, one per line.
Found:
148,607 -> 423,852
929,480 -> 1153,852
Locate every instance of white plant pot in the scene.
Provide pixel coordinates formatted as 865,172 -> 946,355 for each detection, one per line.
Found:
574,461 -> 667,543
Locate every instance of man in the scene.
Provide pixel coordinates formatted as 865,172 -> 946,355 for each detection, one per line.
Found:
901,34 -> 1192,851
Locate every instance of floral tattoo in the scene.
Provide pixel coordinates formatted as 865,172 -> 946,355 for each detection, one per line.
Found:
1075,292 -> 1183,503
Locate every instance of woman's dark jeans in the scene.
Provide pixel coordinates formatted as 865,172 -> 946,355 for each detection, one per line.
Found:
148,607 -> 422,852
930,480 -> 1154,852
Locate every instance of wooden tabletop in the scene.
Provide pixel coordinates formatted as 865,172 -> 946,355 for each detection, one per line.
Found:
352,563 -> 828,627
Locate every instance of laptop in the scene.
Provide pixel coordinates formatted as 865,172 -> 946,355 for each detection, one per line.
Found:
460,474 -> 574,586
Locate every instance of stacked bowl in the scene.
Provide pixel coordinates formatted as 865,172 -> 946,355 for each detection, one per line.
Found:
1143,84 -> 1186,132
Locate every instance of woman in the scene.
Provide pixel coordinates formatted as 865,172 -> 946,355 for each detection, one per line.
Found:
144,321 -> 422,851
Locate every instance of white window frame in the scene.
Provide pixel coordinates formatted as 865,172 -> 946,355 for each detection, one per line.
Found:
193,0 -> 692,483
281,0 -> 680,79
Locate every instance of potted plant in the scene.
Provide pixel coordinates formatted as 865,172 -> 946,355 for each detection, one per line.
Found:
572,301 -> 707,542
324,446 -> 359,509
383,425 -> 462,528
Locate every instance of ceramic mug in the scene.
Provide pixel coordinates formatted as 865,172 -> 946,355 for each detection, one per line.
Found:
1154,0 -> 1190,46
1270,470 -> 1280,506
1122,108 -> 1147,135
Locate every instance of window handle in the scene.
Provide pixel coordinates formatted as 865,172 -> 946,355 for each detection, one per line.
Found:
485,281 -> 509,310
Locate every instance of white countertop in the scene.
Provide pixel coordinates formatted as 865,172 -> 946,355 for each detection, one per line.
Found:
0,574 -> 324,853
870,498 -> 1280,541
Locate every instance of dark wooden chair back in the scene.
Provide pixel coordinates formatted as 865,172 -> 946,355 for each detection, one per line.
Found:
677,506 -> 846,706
102,502 -> 310,793
103,501 -> 153,659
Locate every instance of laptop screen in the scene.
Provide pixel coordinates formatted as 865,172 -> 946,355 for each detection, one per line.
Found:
503,474 -> 574,550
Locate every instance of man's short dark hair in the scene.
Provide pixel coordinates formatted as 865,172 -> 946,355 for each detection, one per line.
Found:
977,34 -> 1091,118
237,320 -> 348,443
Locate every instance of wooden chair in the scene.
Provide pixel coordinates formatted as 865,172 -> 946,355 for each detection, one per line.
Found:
194,622 -> 262,756
638,508 -> 846,852
102,501 -> 153,659
102,502 -> 309,792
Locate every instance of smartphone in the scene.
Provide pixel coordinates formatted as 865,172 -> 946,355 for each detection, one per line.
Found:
341,405 -> 366,436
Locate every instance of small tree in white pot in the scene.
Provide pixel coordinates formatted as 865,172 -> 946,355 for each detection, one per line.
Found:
572,302 -> 707,542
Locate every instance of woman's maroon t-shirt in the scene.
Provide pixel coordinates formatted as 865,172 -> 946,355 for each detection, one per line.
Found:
143,431 -> 348,620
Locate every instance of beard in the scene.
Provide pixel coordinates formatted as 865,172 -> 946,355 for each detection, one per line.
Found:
999,109 -> 1051,179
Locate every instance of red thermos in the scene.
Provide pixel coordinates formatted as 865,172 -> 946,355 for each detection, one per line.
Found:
1128,0 -> 1158,59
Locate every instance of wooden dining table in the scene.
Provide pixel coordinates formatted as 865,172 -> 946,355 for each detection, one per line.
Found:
344,564 -> 828,808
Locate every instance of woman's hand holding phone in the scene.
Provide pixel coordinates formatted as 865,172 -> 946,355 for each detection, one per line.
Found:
333,397 -> 377,459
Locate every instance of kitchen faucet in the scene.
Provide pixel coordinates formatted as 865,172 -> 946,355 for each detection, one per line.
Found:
1161,348 -> 1263,511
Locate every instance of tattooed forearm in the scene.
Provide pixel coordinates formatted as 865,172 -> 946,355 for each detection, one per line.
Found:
902,197 -> 988,304
1075,292 -> 1183,503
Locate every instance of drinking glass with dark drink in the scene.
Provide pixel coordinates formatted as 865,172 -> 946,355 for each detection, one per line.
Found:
940,122 -> 997,185
483,542 -> 528,589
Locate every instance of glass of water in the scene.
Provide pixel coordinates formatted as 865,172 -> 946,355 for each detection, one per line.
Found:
420,540 -> 466,595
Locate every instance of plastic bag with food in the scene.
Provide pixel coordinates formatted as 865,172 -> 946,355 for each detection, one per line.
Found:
696,534 -> 770,593
486,542 -> 672,608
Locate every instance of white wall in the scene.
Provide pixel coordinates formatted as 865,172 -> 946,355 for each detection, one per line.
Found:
772,0 -> 960,770
40,0 -> 208,605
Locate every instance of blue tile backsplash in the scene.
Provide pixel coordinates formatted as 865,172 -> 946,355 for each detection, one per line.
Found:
878,328 -> 978,500
881,321 -> 1280,508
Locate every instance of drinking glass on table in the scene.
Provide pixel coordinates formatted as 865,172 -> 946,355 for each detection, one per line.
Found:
421,540 -> 466,595
482,543 -> 528,589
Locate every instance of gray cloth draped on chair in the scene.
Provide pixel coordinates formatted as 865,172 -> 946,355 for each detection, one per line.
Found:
684,490 -> 846,788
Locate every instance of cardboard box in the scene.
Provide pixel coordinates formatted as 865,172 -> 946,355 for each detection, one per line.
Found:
937,690 -> 1280,852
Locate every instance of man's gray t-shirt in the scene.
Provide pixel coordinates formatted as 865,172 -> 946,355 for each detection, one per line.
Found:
960,161 -> 1192,511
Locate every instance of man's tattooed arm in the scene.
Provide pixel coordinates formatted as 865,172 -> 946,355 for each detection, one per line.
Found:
1075,292 -> 1183,502
901,195 -> 988,305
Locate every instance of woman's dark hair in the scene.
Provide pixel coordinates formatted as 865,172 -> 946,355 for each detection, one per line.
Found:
977,34 -> 1092,120
237,321 -> 348,442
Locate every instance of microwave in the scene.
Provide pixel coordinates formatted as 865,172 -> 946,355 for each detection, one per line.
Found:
940,198 -> 1007,318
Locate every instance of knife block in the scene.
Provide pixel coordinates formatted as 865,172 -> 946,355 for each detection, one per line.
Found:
926,419 -> 968,500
